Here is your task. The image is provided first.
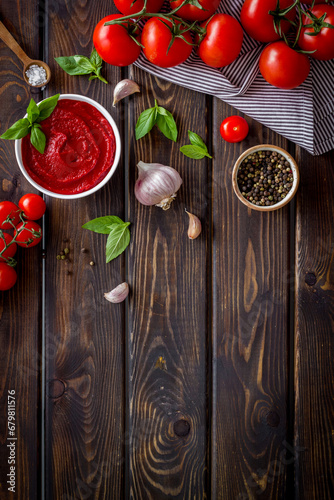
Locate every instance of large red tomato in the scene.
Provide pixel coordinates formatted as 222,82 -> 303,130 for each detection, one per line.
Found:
240,0 -> 296,43
141,18 -> 193,67
170,0 -> 221,22
259,41 -> 310,89
299,5 -> 334,60
114,0 -> 164,15
197,14 -> 243,67
93,15 -> 141,66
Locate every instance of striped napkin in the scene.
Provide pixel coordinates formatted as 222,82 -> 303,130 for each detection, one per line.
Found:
134,0 -> 334,155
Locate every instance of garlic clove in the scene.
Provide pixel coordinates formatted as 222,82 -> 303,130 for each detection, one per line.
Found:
104,282 -> 129,303
135,161 -> 182,210
113,79 -> 140,106
186,211 -> 202,239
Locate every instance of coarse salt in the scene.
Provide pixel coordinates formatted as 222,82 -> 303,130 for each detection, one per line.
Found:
25,64 -> 47,86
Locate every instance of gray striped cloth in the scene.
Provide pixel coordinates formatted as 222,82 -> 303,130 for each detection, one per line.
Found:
134,0 -> 334,155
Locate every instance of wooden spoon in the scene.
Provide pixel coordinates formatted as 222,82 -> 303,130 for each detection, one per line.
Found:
0,21 -> 51,88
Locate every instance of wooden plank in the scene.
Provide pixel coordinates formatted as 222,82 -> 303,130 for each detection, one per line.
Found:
44,2 -> 125,498
211,99 -> 291,499
0,2 -> 42,499
127,67 -> 210,498
294,147 -> 334,500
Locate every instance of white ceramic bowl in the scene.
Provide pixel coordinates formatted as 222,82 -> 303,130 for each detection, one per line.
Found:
15,94 -> 121,200
232,144 -> 300,212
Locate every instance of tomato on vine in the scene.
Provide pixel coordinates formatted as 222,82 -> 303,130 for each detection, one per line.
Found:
197,14 -> 244,68
93,15 -> 142,66
15,221 -> 42,248
240,0 -> 296,43
298,4 -> 334,61
141,18 -> 193,67
0,263 -> 17,291
0,233 -> 17,262
170,0 -> 220,22
0,201 -> 21,229
114,0 -> 164,15
259,41 -> 310,89
19,193 -> 46,220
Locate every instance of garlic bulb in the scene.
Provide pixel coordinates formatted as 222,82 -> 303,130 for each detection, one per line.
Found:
186,211 -> 202,239
104,282 -> 129,303
135,161 -> 182,210
113,79 -> 140,106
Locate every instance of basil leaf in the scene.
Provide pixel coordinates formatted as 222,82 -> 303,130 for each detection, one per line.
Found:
37,94 -> 60,121
180,144 -> 212,159
90,48 -> 102,68
73,55 -> 95,73
27,99 -> 40,124
82,216 -> 124,234
55,56 -> 90,75
156,112 -> 178,142
95,66 -> 108,84
106,222 -> 131,263
188,130 -> 207,151
0,118 -> 31,140
135,107 -> 157,140
30,124 -> 46,154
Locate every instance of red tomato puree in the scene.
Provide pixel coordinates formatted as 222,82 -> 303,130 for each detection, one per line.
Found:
22,99 -> 116,195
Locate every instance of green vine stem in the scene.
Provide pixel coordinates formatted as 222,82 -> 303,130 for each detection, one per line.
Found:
0,212 -> 42,266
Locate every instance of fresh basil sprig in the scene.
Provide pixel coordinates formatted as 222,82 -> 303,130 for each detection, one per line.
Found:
180,130 -> 212,160
82,215 -> 131,263
0,94 -> 60,154
135,99 -> 178,142
55,49 -> 108,84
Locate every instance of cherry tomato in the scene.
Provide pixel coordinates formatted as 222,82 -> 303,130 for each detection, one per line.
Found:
114,0 -> 164,15
0,201 -> 21,229
0,262 -> 17,291
141,18 -> 193,68
240,0 -> 296,43
0,233 -> 17,262
299,5 -> 334,61
170,0 -> 220,22
93,15 -> 141,66
197,14 -> 243,68
259,41 -> 310,89
220,116 -> 249,143
19,193 -> 46,220
15,221 -> 42,248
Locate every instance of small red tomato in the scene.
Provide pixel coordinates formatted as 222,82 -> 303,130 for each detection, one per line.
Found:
259,41 -> 310,89
19,193 -> 46,220
15,221 -> 42,248
0,201 -> 21,229
0,262 -> 17,291
220,116 -> 249,143
0,233 -> 17,261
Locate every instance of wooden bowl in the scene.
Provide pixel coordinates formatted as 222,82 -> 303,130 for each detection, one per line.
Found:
232,144 -> 300,212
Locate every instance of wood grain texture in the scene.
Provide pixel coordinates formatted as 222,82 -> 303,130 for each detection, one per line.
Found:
127,67 -> 210,499
294,147 -> 334,500
211,100 -> 291,500
0,2 -> 42,499
44,1 -> 125,498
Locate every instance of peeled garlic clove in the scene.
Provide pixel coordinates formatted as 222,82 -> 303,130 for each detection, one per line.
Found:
135,161 -> 183,210
104,282 -> 129,303
186,211 -> 202,239
113,79 -> 140,106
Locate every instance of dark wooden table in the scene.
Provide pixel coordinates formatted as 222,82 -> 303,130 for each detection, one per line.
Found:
1,1 -> 333,499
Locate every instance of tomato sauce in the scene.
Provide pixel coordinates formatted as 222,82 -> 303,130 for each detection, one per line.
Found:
22,99 -> 116,195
